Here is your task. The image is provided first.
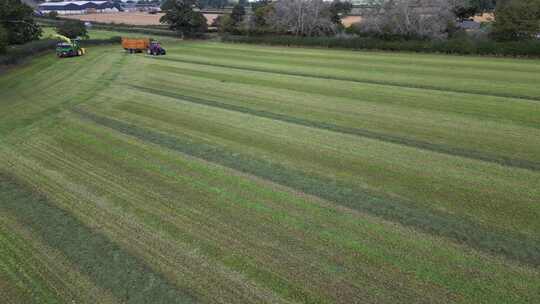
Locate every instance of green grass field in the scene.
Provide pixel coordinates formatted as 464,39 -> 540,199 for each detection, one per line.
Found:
1,37 -> 540,303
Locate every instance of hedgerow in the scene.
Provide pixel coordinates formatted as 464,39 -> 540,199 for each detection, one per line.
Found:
222,35 -> 540,57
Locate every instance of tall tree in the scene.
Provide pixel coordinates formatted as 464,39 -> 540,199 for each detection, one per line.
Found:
360,0 -> 456,39
492,0 -> 540,41
267,0 -> 336,36
230,3 -> 246,26
0,0 -> 41,45
56,20 -> 88,39
160,0 -> 208,38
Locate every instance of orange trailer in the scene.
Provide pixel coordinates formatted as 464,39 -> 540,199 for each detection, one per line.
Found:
121,37 -> 150,53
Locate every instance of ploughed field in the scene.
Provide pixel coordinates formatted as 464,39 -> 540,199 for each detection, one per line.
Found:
1,40 -> 540,304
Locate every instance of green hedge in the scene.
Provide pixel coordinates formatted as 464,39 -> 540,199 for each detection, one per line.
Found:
222,35 -> 540,57
0,36 -> 121,65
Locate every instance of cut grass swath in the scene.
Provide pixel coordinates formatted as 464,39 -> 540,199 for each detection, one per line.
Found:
130,84 -> 540,171
73,108 -> 540,267
0,173 -> 198,304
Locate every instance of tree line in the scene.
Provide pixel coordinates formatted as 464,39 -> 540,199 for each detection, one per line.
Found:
0,0 -> 42,53
158,0 -> 540,43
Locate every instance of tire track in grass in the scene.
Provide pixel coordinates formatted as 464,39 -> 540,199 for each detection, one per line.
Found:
73,108 -> 540,268
129,85 -> 540,172
0,173 -> 198,304
151,56 -> 540,102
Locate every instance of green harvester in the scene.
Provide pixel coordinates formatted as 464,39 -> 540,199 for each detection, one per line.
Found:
54,34 -> 86,58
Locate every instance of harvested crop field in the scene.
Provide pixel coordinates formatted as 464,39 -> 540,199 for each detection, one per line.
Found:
1,37 -> 540,303
64,12 -> 220,26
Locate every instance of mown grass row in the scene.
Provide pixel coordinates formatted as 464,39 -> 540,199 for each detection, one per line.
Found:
73,107 -> 540,267
89,84 -> 540,242
153,44 -> 540,101
4,113 -> 540,303
2,41 -> 540,303
146,61 -> 540,129
170,43 -> 540,84
141,59 -> 540,166
0,46 -> 125,138
130,84 -> 540,171
0,173 -> 197,304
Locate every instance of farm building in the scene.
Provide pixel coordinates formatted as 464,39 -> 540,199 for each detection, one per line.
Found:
38,1 -> 118,15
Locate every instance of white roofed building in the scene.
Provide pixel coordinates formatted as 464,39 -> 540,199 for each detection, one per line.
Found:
38,1 -> 118,15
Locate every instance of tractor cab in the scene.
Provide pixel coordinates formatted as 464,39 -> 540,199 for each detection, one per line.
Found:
148,40 -> 166,56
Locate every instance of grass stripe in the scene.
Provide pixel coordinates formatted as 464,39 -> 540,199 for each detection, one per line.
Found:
130,84 -> 540,172
73,108 -> 540,267
152,56 -> 540,102
0,172 -> 198,304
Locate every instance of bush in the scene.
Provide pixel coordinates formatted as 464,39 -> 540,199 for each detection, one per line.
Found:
222,34 -> 540,57
56,20 -> 88,39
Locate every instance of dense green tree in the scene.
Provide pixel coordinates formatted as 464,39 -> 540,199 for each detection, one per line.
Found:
160,0 -> 208,38
56,20 -> 88,39
230,3 -> 246,26
252,0 -> 272,28
492,0 -> 540,41
0,0 -> 41,45
215,14 -> 234,33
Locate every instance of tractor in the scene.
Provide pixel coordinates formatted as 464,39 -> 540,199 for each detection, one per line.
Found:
54,34 -> 86,58
121,37 -> 166,56
148,40 -> 166,56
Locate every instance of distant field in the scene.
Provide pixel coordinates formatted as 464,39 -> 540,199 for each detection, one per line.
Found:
63,12 -> 220,26
1,37 -> 539,303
